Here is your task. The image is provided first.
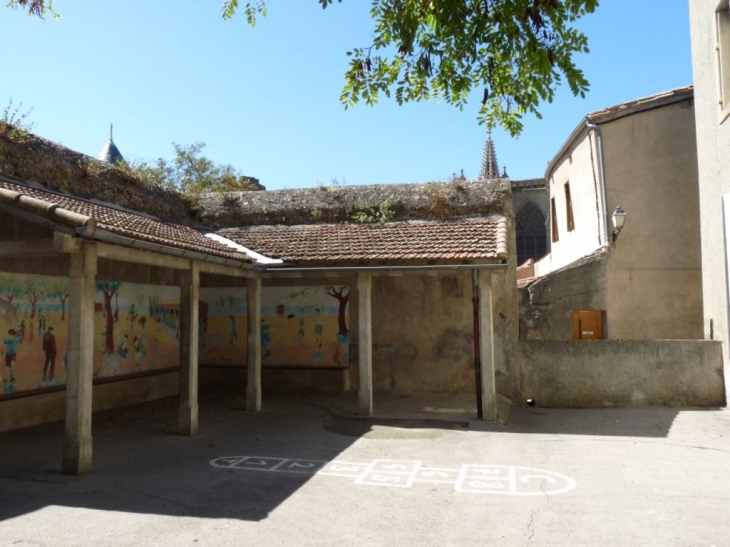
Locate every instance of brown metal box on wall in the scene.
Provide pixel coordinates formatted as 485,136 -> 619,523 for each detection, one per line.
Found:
572,310 -> 606,339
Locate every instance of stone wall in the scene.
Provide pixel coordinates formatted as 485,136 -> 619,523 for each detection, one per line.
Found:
519,339 -> 726,407
196,179 -> 513,228
519,249 -> 609,339
0,131 -> 192,223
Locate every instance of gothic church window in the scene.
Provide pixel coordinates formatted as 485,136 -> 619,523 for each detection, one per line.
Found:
516,201 -> 548,266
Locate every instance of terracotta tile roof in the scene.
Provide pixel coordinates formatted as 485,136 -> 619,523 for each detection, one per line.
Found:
218,217 -> 508,265
0,179 -> 254,263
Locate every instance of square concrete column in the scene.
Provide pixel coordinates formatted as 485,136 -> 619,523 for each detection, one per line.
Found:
178,262 -> 200,436
246,276 -> 262,411
63,244 -> 97,475
478,269 -> 497,422
357,271 -> 373,416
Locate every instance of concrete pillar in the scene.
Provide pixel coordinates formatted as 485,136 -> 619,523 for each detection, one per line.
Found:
357,272 -> 373,416
246,276 -> 262,411
178,262 -> 200,436
478,269 -> 497,422
63,244 -> 97,475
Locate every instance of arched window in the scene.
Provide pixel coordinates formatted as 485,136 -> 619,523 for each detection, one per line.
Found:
516,201 -> 548,265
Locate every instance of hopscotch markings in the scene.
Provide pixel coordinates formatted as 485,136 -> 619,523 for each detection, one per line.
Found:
319,461 -> 370,478
455,465 -> 576,496
414,467 -> 461,484
209,456 -> 577,496
355,459 -> 421,488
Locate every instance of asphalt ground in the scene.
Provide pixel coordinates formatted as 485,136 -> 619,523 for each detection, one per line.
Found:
0,394 -> 729,547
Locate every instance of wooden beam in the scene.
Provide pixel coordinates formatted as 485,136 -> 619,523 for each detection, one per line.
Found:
0,239 -> 56,257
246,276 -> 262,411
357,271 -> 373,416
95,243 -> 192,270
196,261 -> 256,279
63,243 -> 97,475
178,262 -> 200,436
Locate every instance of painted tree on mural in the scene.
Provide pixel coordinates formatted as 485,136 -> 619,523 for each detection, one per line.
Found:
0,275 -> 21,306
96,281 -> 122,354
47,279 -> 70,320
23,277 -> 45,319
325,286 -> 349,336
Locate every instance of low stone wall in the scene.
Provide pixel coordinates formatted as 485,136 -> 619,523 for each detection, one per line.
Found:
0,372 -> 179,433
519,340 -> 726,407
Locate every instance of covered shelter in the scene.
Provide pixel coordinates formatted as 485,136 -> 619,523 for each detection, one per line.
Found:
0,132 -> 517,476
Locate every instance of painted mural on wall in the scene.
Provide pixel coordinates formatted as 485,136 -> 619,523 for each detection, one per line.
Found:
0,271 -> 180,396
199,285 -> 349,368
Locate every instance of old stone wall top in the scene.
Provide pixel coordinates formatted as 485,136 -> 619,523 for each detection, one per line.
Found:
196,179 -> 513,229
0,130 -> 193,223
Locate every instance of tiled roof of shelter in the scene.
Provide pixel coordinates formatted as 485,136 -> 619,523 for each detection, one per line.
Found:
0,178 -> 254,263
218,217 -> 508,265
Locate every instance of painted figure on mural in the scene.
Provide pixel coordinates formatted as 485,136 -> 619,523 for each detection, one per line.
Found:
313,309 -> 324,349
18,319 -> 26,342
37,310 -> 43,336
133,335 -> 146,367
296,309 -> 306,343
3,328 -> 21,383
129,303 -> 137,332
117,334 -> 129,359
41,326 -> 57,383
261,319 -> 272,359
229,314 -> 237,346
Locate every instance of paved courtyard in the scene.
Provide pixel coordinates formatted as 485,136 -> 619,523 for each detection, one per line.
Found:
0,395 -> 729,547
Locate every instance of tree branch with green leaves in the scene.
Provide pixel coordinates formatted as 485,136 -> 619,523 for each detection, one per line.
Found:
225,0 -> 598,136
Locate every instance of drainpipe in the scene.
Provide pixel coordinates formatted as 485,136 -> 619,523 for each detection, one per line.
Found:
471,269 -> 483,420
585,121 -> 610,247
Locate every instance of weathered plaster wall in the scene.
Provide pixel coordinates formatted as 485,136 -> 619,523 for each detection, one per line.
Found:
196,179 -> 512,228
520,250 -> 609,339
601,100 -> 703,327
519,340 -> 725,407
0,132 -> 192,222
0,371 -> 179,433
690,3 -> 730,385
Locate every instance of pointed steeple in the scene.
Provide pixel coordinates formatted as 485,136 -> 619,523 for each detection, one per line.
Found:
98,124 -> 125,165
479,130 -> 499,180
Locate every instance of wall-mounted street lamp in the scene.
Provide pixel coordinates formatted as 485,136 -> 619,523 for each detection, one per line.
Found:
611,206 -> 627,247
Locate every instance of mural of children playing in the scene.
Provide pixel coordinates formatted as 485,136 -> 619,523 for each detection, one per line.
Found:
261,319 -> 272,359
41,326 -> 57,384
229,314 -> 237,347
3,329 -> 21,384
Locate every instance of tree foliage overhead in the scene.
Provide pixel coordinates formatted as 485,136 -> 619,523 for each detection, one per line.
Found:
225,0 -> 598,136
11,0 -> 599,136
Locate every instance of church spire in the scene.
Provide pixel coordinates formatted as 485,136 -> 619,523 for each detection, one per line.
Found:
479,130 -> 500,180
98,123 -> 125,165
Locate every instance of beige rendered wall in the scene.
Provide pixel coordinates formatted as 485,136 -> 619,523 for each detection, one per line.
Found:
0,371 -> 179,433
690,2 -> 730,381
600,100 -> 703,329
519,340 -> 725,407
540,131 -> 605,275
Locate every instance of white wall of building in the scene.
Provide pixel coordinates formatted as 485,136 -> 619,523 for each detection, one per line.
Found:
690,2 -> 730,371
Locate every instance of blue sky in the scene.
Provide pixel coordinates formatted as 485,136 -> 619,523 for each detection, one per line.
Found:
1,1 -> 693,189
